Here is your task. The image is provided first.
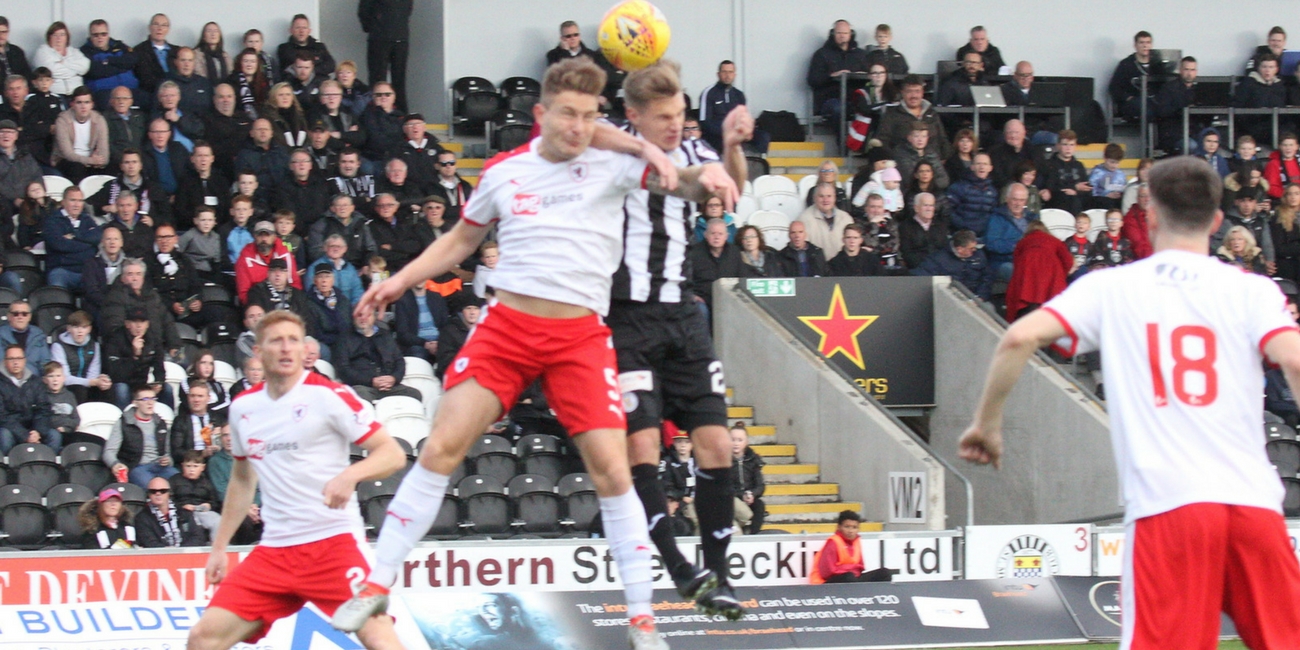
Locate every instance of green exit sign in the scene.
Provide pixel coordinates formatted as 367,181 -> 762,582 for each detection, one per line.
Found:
747,278 -> 796,297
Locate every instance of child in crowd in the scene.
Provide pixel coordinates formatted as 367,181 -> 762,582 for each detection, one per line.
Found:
273,209 -> 305,272
234,171 -> 271,217
1064,213 -> 1092,280
1089,143 -> 1127,209
43,362 -> 79,442
26,68 -> 64,140
178,207 -> 226,286
853,166 -> 904,213
1040,129 -> 1090,214
368,255 -> 389,286
50,310 -> 111,404
222,196 -> 255,266
1229,134 -> 1260,180
169,450 -> 223,538
17,180 -> 56,250
1087,209 -> 1135,268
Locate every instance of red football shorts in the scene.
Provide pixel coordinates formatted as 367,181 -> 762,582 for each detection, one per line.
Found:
1124,502 -> 1300,650
443,300 -> 625,435
208,532 -> 373,642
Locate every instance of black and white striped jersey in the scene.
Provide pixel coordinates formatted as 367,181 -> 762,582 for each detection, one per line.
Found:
611,131 -> 721,303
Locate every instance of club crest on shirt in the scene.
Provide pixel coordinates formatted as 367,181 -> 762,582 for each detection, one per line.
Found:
293,404 -> 308,421
512,193 -> 540,215
569,162 -> 589,183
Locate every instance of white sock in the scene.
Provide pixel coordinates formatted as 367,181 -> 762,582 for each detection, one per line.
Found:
600,488 -> 655,620
369,464 -> 450,587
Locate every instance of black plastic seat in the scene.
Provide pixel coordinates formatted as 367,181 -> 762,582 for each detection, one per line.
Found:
357,476 -> 400,506
176,322 -> 202,346
1267,423 -> 1297,441
0,286 -> 20,307
519,435 -> 566,483
1285,478 -> 1300,517
490,109 -> 535,152
509,474 -> 561,535
507,473 -> 555,496
4,250 -> 38,271
204,321 -> 239,345
468,435 -> 517,484
452,76 -> 501,131
559,472 -> 598,531
458,475 -> 511,535
102,482 -> 147,516
199,283 -> 235,308
558,472 -> 594,497
61,442 -> 112,493
1267,439 -> 1300,478
10,443 -> 60,494
500,76 -> 541,113
426,494 -> 462,539
34,304 -> 72,336
394,437 -> 415,459
46,483 -> 94,542
0,484 -> 48,546
9,269 -> 42,297
26,285 -> 75,311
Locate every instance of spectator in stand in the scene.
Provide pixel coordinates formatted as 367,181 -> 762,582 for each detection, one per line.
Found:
434,291 -> 479,381
169,449 -> 223,538
1087,209 -> 1136,270
1121,183 -> 1153,259
984,183 -> 1039,280
999,61 -> 1035,107
230,356 -> 262,398
878,75 -> 951,159
734,225 -> 782,278
34,22 -> 89,97
0,76 -> 45,167
1265,133 -> 1300,201
136,475 -> 206,547
141,117 -> 188,196
0,299 -> 50,375
807,20 -> 870,118
912,229 -> 993,300
1247,26 -> 1288,73
81,20 -> 139,110
335,306 -> 420,402
1235,52 -> 1288,147
1039,130 -> 1090,214
287,53 -> 323,108
313,81 -> 362,147
82,227 -> 125,319
234,304 -> 262,368
360,81 -> 403,162
103,382 -> 172,484
904,161 -> 949,215
700,61 -> 752,153
687,218 -> 742,314
91,150 -> 167,223
860,193 -> 902,267
102,307 -> 170,411
15,180 -> 55,250
947,152 -> 998,238
0,119 -> 40,208
893,123 -> 949,192
52,310 -> 110,404
222,195 -> 255,266
729,424 -> 765,534
147,223 -> 218,329
22,70 -> 62,163
958,26 -> 1006,73
945,129 -> 978,184
797,183 -> 855,260
1003,220 -> 1071,321
194,22 -> 231,82
1212,190 -> 1275,272
200,85 -> 248,179
228,48 -> 269,119
277,14 -> 335,78
988,119 -> 1033,189
899,192 -> 949,270
235,118 -> 290,191
373,157 -> 423,212
1225,161 -> 1269,208
43,363 -> 78,443
828,223 -> 880,277
334,60 -> 371,118
310,233 -> 364,306
1063,213 -> 1093,279
246,257 -> 310,316
133,14 -> 176,100
329,147 -> 377,213
1152,57 -> 1199,153
692,196 -> 736,244
41,186 -> 99,289
101,258 -> 181,357
392,277 -> 447,362
168,48 -> 211,120
273,149 -> 331,233
173,143 -> 228,232
430,150 -> 473,223
304,264 -> 352,361
260,82 -> 308,148
358,0 -> 412,111
170,382 -> 220,464
937,51 -> 986,108
1192,128 -> 1230,178
104,86 -> 145,167
242,30 -> 277,85
103,191 -> 154,259
864,24 -> 908,76
415,195 -> 452,248
303,336 -> 326,378
0,343 -> 56,452
305,118 -> 341,175
181,350 -> 233,417
393,113 -> 440,189
369,193 -> 421,271
1088,143 -> 1128,210
80,487 -> 136,549
0,17 -> 31,80
308,194 -> 376,267
1216,225 -> 1269,274
546,20 -> 599,67
1109,31 -> 1166,120
810,510 -> 894,584
1273,184 -> 1300,283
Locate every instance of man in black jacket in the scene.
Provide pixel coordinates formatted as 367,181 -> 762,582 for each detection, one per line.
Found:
147,223 -> 222,329
1233,52 -> 1288,147
359,0 -> 412,112
429,150 -> 473,224
170,383 -> 221,465
368,193 -> 422,271
807,20 -> 870,118
80,20 -> 139,111
0,18 -> 31,80
246,258 -> 311,317
1109,31 -> 1167,120
730,425 -> 766,534
305,264 -> 352,360
777,221 -> 830,277
956,26 -> 1005,73
936,51 -> 986,108
102,310 -> 168,409
0,344 -> 57,453
141,118 -> 188,198
133,14 -> 177,102
105,87 -> 146,168
101,260 -> 181,356
203,85 -> 252,180
393,282 -> 448,362
172,142 -> 229,231
334,307 -> 421,402
136,476 -> 207,548
277,15 -> 336,78
687,219 -> 743,314
273,149 -> 332,233
393,113 -> 442,191
1153,57 -> 1200,153
435,291 -> 480,381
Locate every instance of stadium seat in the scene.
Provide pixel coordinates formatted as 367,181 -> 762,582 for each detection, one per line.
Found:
458,475 -> 511,535
517,434 -> 566,483
10,443 -> 60,494
1083,208 -> 1109,242
75,403 -> 122,441
61,442 -> 111,493
42,175 -> 74,201
508,474 -> 561,535
376,395 -> 424,422
1267,423 -> 1297,442
199,284 -> 235,309
1121,184 -> 1139,214
313,359 -> 336,380
34,304 -> 72,335
1267,439 -> 1300,478
753,174 -> 797,199
103,482 -> 146,516
0,286 -> 19,309
500,76 -> 541,113
26,285 -> 74,311
358,476 -> 400,537
383,414 -> 430,447
425,494 -> 462,539
797,174 -> 819,199
79,174 -> 115,199
212,361 -> 238,390
1039,208 -> 1076,232
0,484 -> 48,546
46,483 -> 94,543
402,376 -> 442,420
489,109 -> 534,152
743,180 -> 754,197
745,156 -> 769,180
163,362 -> 186,406
8,268 -> 43,298
1285,478 -> 1300,518
759,194 -> 803,222
559,473 -> 598,532
734,195 -> 758,226
154,403 -> 176,428
204,323 -> 241,367
450,77 -> 501,133
470,454 -> 518,486
403,356 -> 435,382
747,210 -> 794,250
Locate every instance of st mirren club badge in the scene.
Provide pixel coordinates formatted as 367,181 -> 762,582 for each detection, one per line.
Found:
569,162 -> 589,183
995,535 -> 1062,578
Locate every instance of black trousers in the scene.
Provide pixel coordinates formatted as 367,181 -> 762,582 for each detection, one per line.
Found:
368,38 -> 410,112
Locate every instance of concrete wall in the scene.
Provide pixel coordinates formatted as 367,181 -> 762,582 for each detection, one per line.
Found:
927,278 -> 1117,527
714,279 -> 946,531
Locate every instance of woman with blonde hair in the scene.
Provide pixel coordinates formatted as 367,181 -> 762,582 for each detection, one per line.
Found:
79,487 -> 137,549
259,82 -> 308,147
1217,225 -> 1268,274
1272,183 -> 1300,282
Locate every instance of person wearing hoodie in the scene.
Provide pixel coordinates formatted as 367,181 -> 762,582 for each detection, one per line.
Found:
984,183 -> 1040,279
307,194 -> 376,268
1233,52 -> 1287,147
41,186 -> 100,291
1265,134 -> 1300,201
0,300 -> 50,377
1211,191 -> 1275,271
946,153 -> 999,237
1192,128 -> 1231,178
100,259 -> 182,357
51,310 -> 112,404
0,344 -> 57,453
877,76 -> 952,160
82,227 -> 126,321
806,20 -> 870,118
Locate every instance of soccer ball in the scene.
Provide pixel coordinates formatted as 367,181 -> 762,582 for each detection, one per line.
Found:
597,0 -> 671,72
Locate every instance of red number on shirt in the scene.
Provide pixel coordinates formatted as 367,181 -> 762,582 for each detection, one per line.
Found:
1146,323 -> 1218,407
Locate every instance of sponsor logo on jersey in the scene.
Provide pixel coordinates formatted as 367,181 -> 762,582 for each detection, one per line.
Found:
995,535 -> 1061,578
512,193 -> 540,215
245,438 -> 300,460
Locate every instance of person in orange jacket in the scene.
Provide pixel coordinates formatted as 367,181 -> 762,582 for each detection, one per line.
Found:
810,510 -> 894,583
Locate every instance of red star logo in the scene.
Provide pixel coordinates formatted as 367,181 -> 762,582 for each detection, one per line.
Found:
798,284 -> 878,370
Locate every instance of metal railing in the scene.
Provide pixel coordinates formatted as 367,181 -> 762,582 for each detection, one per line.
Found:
1182,106 -> 1300,155
933,105 -> 1071,135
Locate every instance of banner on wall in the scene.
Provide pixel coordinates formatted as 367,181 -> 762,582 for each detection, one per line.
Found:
1094,522 -> 1300,577
964,525 -> 1094,580
1053,575 -> 1238,641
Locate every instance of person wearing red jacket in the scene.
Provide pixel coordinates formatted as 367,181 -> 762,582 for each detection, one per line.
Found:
1005,221 -> 1072,321
810,510 -> 894,583
1120,183 -> 1153,259
234,220 -> 301,303
1264,134 -> 1300,200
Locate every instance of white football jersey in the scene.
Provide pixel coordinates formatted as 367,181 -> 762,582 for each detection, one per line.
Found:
1043,250 -> 1296,522
228,371 -> 381,547
462,138 -> 650,315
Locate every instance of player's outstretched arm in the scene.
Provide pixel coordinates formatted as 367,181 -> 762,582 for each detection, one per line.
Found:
206,459 -> 259,584
647,164 -> 741,211
590,121 -> 678,191
322,427 -> 406,509
959,309 -> 1067,469
721,105 -> 755,188
353,220 -> 491,319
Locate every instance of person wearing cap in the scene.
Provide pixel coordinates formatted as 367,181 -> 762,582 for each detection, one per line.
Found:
0,117 -> 40,209
334,306 -> 421,403
392,277 -> 448,363
308,233 -> 364,307
272,149 -> 332,234
79,487 -> 137,549
307,194 -> 376,268
414,195 -> 450,249
394,113 -> 442,189
0,342 -> 57,453
234,219 -> 301,303
246,257 -> 310,316
661,429 -> 696,521
434,290 -> 482,381
429,150 -> 473,225
305,263 -> 351,361
306,116 -> 341,174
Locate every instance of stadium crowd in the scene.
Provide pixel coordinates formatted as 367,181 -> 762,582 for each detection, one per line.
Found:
0,7 -> 1297,549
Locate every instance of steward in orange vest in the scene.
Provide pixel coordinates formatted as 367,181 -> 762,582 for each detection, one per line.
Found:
810,510 -> 895,583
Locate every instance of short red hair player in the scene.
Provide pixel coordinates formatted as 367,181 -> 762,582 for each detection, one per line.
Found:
961,156 -> 1300,649
331,58 -> 739,650
186,310 -> 408,650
